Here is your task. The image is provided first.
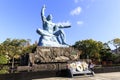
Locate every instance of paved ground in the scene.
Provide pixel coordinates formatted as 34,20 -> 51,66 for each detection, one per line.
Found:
33,72 -> 120,80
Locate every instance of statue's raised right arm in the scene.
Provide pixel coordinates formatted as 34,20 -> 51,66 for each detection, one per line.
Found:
41,5 -> 46,22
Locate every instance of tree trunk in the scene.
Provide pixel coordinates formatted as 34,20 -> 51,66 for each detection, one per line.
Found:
12,57 -> 14,69
116,46 -> 118,54
11,57 -> 14,73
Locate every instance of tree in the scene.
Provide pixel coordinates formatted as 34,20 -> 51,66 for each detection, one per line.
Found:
101,43 -> 112,60
1,38 -> 29,69
108,38 -> 120,54
0,44 -> 9,74
73,39 -> 104,62
0,44 -> 9,65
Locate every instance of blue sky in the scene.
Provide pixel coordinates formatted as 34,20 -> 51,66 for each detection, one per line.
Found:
0,0 -> 120,49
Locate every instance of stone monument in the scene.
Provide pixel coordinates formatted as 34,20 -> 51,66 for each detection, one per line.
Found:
18,5 -> 81,72
32,5 -> 80,63
36,5 -> 71,47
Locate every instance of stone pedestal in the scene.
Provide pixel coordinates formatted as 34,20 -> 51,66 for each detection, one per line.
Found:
30,46 -> 81,63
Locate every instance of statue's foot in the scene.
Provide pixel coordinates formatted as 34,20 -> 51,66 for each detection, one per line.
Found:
62,42 -> 70,46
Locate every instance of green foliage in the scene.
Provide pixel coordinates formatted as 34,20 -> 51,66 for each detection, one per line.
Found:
112,54 -> 120,63
0,44 -> 8,65
22,44 -> 37,54
1,38 -> 30,58
73,39 -> 117,64
0,69 -> 8,74
108,38 -> 120,48
2,38 -> 28,47
108,38 -> 120,54
112,38 -> 120,47
73,39 -> 104,62
0,38 -> 37,60
0,54 -> 8,65
100,49 -> 112,61
0,38 -> 35,70
0,38 -> 37,74
0,66 -> 9,74
99,43 -> 113,62
0,47 -> 8,74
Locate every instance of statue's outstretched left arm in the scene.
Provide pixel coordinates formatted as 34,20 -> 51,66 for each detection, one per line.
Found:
56,22 -> 71,28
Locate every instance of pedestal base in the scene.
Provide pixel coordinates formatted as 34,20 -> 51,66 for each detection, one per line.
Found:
29,46 -> 81,64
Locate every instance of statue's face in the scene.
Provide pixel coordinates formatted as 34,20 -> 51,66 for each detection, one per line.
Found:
47,14 -> 52,21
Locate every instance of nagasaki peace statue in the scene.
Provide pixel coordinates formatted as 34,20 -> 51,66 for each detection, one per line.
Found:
28,5 -> 79,63
36,5 -> 71,47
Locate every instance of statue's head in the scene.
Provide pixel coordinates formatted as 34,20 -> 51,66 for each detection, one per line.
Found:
47,14 -> 52,21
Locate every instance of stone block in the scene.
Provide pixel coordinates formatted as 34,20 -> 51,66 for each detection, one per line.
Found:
30,46 -> 81,63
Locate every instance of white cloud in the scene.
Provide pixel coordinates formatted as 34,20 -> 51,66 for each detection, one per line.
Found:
70,7 -> 82,16
77,21 -> 84,25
